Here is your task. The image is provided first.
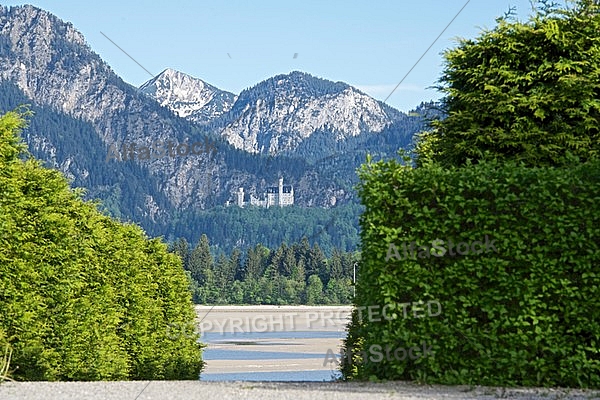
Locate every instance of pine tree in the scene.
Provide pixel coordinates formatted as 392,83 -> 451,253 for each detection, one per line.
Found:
170,237 -> 191,271
230,247 -> 243,281
306,275 -> 324,305
189,234 -> 213,285
329,248 -> 344,280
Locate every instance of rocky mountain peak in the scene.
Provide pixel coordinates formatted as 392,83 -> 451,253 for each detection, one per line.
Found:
139,68 -> 236,124
219,71 -> 402,154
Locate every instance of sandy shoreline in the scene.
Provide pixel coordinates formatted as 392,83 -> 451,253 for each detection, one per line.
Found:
196,305 -> 352,375
195,305 -> 352,332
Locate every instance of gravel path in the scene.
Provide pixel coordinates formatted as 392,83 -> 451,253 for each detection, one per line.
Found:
1,381 -> 599,400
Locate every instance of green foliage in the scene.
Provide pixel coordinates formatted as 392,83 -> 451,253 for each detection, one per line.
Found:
172,236 -> 359,305
344,156 -> 600,388
0,110 -> 203,381
416,0 -> 600,168
347,0 -> 600,389
306,275 -> 325,305
168,202 -> 363,256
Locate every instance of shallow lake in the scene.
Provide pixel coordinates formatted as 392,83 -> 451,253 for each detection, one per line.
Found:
196,306 -> 351,381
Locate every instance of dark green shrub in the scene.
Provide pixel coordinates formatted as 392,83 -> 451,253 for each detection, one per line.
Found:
416,0 -> 600,168
344,157 -> 600,388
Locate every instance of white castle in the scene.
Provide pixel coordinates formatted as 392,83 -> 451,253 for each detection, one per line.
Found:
231,177 -> 294,208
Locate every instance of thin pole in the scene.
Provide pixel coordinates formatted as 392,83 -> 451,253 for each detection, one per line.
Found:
353,262 -> 357,297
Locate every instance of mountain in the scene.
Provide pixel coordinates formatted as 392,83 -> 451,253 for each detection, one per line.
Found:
0,4 -> 430,252
139,68 -> 236,124
0,4 -> 221,214
219,71 -> 404,155
142,70 -> 411,160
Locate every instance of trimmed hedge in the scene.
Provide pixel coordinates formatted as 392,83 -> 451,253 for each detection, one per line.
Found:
0,110 -> 203,380
343,158 -> 600,388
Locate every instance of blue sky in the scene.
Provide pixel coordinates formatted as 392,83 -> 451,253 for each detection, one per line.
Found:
3,1 -> 567,112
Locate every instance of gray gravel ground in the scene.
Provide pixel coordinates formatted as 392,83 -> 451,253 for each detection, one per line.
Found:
1,381 -> 599,400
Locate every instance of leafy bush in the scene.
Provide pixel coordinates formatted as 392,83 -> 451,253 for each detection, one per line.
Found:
0,109 -> 203,380
416,0 -> 600,168
343,157 -> 600,388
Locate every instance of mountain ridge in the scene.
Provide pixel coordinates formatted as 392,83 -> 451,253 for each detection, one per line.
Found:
141,69 -> 410,156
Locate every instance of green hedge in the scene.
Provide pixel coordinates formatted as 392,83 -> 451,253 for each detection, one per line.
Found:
0,110 -> 203,380
343,158 -> 600,388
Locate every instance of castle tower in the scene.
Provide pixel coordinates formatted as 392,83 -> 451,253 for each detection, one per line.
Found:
237,187 -> 244,207
278,177 -> 284,206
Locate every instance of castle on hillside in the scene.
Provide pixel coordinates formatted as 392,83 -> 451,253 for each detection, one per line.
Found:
228,177 -> 294,208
